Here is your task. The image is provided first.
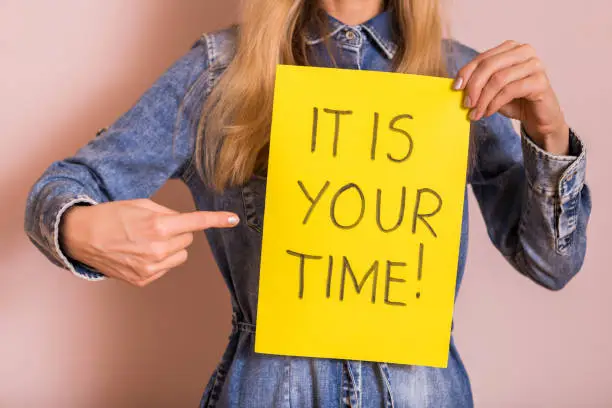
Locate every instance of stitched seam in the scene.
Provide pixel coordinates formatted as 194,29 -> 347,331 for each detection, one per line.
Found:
204,32 -> 217,69
378,363 -> 395,408
241,184 -> 263,234
553,195 -> 565,255
181,32 -> 220,186
356,37 -> 362,70
521,127 -> 587,196
174,39 -> 209,183
554,195 -> 578,255
360,25 -> 396,59
558,144 -> 587,198
521,125 -> 580,162
53,196 -> 106,282
204,369 -> 221,408
207,365 -> 229,408
204,33 -> 218,93
345,362 -> 358,408
357,361 -> 362,408
304,25 -> 346,45
285,357 -> 292,408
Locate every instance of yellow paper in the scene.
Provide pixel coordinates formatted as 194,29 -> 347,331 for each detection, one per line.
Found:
254,65 -> 470,368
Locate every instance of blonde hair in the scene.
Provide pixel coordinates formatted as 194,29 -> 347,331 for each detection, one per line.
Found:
197,0 -> 446,192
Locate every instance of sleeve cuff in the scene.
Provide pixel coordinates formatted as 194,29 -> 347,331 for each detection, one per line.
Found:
53,196 -> 107,281
521,126 -> 586,198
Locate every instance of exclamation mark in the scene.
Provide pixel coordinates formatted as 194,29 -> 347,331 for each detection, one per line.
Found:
416,243 -> 424,299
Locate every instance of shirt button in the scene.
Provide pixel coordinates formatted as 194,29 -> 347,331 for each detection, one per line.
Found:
345,30 -> 356,40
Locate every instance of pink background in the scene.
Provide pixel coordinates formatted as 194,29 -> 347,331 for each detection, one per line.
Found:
1,1 -> 610,406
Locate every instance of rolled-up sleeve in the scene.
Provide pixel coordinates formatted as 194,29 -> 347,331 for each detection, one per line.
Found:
521,127 -> 587,253
24,36 -> 212,281
471,113 -> 591,290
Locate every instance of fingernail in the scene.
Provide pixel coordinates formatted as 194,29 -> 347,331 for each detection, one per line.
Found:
469,110 -> 478,121
463,95 -> 472,108
228,216 -> 240,225
453,77 -> 463,90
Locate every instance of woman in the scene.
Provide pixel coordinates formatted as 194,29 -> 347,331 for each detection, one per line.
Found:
25,0 -> 591,406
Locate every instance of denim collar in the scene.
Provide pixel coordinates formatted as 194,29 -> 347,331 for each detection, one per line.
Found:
303,10 -> 398,60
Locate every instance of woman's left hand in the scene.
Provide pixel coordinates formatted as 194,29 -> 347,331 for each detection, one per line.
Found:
454,40 -> 570,155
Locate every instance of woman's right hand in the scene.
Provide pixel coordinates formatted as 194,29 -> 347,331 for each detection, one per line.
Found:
59,199 -> 240,287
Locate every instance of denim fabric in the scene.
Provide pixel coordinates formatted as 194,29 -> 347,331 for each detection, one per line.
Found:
25,10 -> 591,408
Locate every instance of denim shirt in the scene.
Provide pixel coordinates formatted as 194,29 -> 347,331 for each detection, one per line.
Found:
25,11 -> 591,408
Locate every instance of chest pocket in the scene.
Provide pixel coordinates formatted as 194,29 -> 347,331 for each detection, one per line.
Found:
241,175 -> 267,234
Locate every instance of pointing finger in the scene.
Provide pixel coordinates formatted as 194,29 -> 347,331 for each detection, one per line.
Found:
157,211 -> 240,236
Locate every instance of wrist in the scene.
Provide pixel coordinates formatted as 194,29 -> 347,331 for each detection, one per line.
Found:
59,205 -> 92,261
523,121 -> 570,156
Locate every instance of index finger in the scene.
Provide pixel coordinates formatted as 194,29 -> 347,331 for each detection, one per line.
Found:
158,211 -> 240,236
454,40 -> 520,90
